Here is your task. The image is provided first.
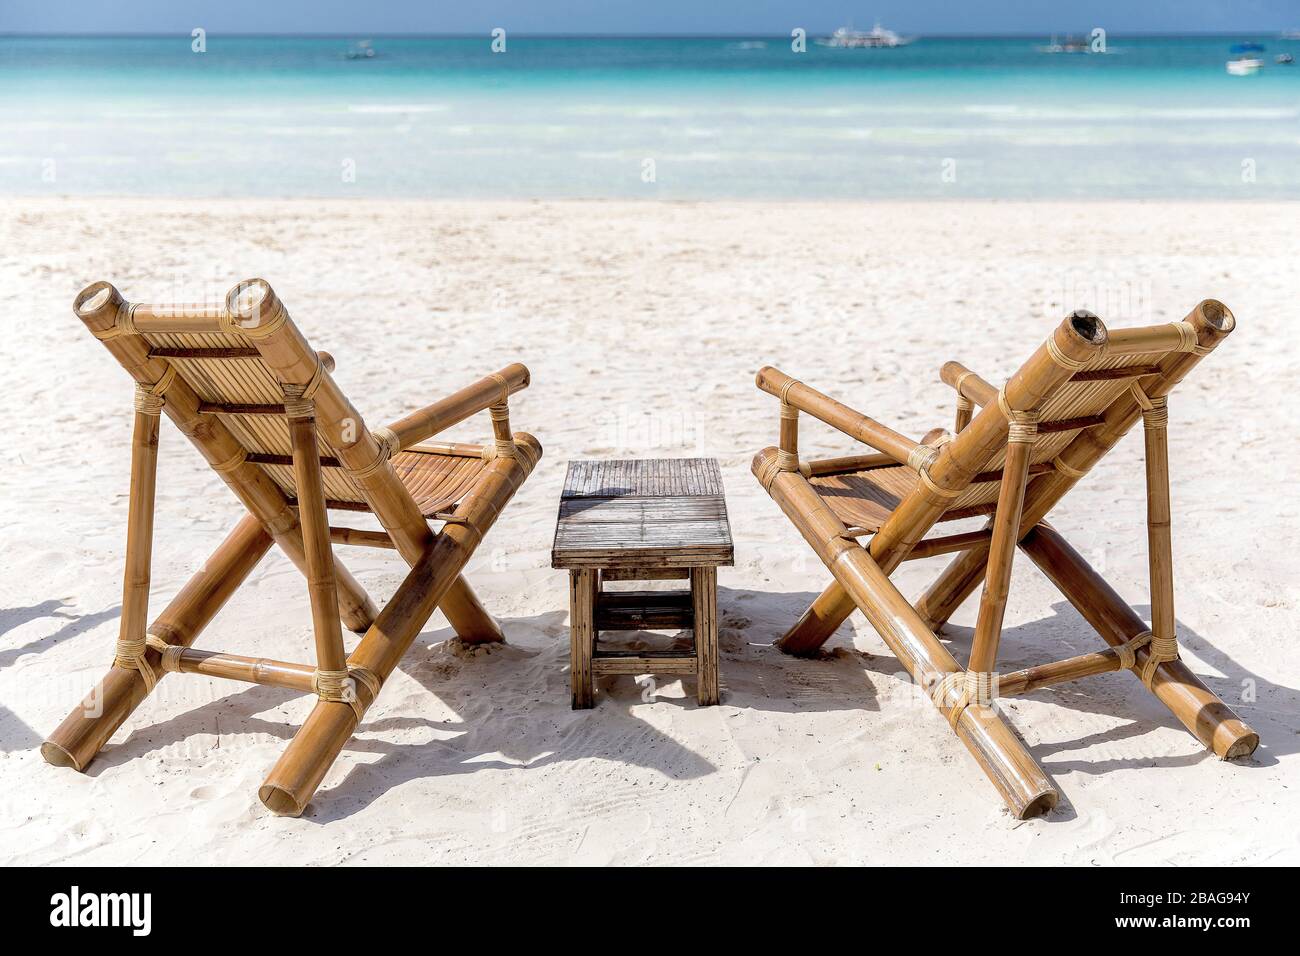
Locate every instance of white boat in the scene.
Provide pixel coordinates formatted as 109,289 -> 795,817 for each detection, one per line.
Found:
345,40 -> 377,60
817,22 -> 914,49
1226,57 -> 1262,75
1039,34 -> 1092,54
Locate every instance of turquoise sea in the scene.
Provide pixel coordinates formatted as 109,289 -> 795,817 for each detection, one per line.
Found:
2,35 -> 1299,198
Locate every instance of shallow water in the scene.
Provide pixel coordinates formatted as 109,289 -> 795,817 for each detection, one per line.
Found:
3,35 -> 1298,197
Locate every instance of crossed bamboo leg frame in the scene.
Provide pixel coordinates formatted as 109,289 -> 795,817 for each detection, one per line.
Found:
756,311 -> 1258,818
42,394 -> 534,815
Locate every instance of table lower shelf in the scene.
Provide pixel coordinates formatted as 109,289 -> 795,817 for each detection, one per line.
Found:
591,650 -> 699,676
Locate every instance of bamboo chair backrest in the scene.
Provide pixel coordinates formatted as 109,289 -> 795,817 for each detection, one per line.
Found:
75,281 -> 413,514
932,304 -> 1234,517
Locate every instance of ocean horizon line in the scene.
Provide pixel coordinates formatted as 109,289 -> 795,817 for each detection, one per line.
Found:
2,31 -> 1296,40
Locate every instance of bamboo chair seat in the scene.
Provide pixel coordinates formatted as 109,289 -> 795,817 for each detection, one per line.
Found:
46,279 -> 541,817
390,447 -> 491,518
753,303 -> 1258,819
811,465 -> 996,531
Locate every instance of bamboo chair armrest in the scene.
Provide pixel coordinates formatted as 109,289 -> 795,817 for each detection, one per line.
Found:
756,365 -> 925,467
385,363 -> 530,452
940,361 -> 998,407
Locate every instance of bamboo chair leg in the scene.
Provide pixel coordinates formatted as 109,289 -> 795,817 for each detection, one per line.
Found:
766,468 -> 1057,817
967,417 -> 1036,674
42,515 -> 273,770
441,576 -> 504,644
914,544 -> 992,631
775,581 -> 858,656
1020,523 -> 1258,759
286,394 -> 348,683
1141,398 -> 1178,684
114,395 -> 162,683
258,443 -> 539,816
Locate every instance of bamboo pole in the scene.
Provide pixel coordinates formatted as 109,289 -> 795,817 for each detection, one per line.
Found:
756,453 -> 1058,818
914,300 -> 1235,630
169,648 -> 315,692
286,394 -> 347,677
775,310 -> 1108,654
114,392 -> 162,679
805,452 -> 897,477
257,435 -> 542,815
42,515 -> 273,770
1020,523 -> 1257,758
225,279 -> 504,645
1142,397 -> 1177,683
967,416 -> 1036,674
756,367 -> 923,465
386,364 -> 530,451
941,361 -> 998,407
329,527 -> 397,549
72,282 -> 377,633
903,528 -> 994,561
997,646 -> 1125,697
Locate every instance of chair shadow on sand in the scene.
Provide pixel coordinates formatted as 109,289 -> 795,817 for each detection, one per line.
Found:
73,585 -> 1294,823
1,600 -> 122,753
81,587 -> 878,821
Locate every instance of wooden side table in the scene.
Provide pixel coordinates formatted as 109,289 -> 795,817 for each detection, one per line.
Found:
551,458 -> 733,708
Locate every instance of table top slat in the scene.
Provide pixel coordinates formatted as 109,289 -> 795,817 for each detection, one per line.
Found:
553,458 -> 733,569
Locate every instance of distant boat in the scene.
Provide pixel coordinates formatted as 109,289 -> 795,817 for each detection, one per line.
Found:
345,40 -> 377,60
1277,53 -> 1294,64
1227,42 -> 1264,75
1039,34 -> 1092,54
816,22 -> 914,49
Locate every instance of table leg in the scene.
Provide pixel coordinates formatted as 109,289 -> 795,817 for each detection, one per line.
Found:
691,566 -> 719,706
570,569 -> 596,709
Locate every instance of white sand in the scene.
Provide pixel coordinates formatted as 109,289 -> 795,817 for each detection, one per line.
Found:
1,198 -> 1296,865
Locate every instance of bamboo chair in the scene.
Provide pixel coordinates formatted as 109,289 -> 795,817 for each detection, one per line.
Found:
43,279 -> 542,816
753,302 -> 1258,817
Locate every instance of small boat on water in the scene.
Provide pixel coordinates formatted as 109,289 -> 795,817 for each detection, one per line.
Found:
1227,42 -> 1264,75
1276,53 -> 1294,64
345,40 -> 377,60
1039,34 -> 1093,54
817,22 -> 914,48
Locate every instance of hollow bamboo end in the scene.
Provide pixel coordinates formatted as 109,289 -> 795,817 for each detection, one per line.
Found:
225,277 -> 285,333
73,280 -> 125,332
1043,309 -> 1109,371
258,784 -> 307,817
1016,786 -> 1059,819
1194,299 -> 1236,336
1221,730 -> 1259,761
40,739 -> 84,771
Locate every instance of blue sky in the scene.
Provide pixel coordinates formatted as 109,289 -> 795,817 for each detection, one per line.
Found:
0,1 -> 1295,35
